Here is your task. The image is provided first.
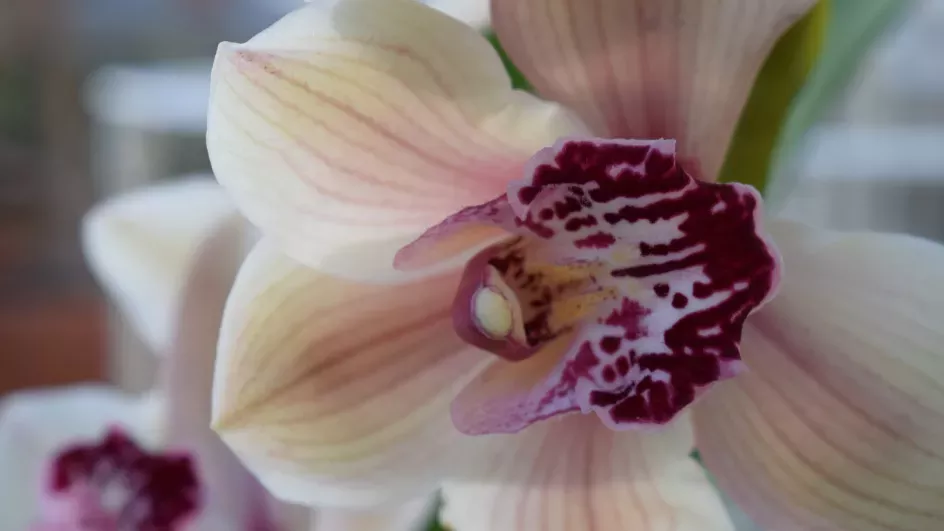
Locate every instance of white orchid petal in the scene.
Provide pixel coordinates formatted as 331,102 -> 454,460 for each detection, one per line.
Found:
81,178 -> 238,353
312,497 -> 437,531
207,0 -> 587,282
161,216 -> 269,530
442,414 -> 735,530
212,240 -> 490,508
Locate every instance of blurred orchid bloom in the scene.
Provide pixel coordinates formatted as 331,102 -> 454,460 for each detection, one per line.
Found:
1,202 -> 282,530
0,180 -> 433,530
0,388 -> 164,530
205,0 -> 944,529
32,428 -> 201,531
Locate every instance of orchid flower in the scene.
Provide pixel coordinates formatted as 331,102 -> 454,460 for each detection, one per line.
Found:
0,388 -> 164,530
205,0 -> 944,529
0,180 -> 434,530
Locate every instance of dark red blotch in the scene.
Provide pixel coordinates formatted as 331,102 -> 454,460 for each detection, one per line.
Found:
524,140 -> 777,426
51,428 -> 200,530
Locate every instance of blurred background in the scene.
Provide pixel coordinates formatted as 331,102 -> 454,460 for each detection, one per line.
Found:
0,0 -> 941,457
0,0 -> 300,395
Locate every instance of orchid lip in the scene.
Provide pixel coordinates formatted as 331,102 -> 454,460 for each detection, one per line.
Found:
411,136 -> 781,433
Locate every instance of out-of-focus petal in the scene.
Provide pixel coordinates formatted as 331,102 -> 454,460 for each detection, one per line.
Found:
312,497 -> 437,531
207,0 -> 587,282
441,414 -> 735,530
0,387 -> 163,531
694,220 -> 944,531
81,177 -> 238,353
159,217 -> 275,530
491,0 -> 817,181
211,241 -> 491,508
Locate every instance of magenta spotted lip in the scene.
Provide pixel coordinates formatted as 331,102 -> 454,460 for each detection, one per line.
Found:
404,137 -> 781,434
37,428 -> 201,531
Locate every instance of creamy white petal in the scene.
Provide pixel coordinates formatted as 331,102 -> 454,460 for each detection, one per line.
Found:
207,0 -> 587,282
212,241 -> 492,507
442,414 -> 735,531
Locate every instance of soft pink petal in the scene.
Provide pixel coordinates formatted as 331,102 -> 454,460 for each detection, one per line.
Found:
491,0 -> 817,181
441,414 -> 735,530
695,220 -> 944,530
451,335 -> 580,434
207,0 -> 588,282
211,240 -> 492,508
393,196 -> 515,272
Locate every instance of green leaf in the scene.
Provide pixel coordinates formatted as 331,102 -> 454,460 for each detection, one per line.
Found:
484,31 -> 535,92
423,494 -> 449,531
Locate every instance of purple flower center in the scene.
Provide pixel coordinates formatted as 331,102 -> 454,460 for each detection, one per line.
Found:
402,138 -> 781,432
37,429 -> 200,531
